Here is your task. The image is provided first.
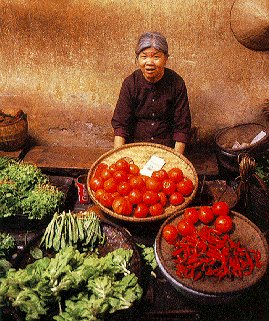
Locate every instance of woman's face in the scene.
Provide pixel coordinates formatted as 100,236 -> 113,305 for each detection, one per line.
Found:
137,47 -> 168,83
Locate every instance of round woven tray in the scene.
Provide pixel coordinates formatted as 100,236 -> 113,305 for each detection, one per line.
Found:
155,208 -> 269,297
215,123 -> 268,155
87,143 -> 199,223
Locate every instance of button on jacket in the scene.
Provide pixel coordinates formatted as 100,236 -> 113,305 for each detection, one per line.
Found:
111,68 -> 191,148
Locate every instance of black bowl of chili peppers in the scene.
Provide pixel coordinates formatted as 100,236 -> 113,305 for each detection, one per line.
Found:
154,204 -> 269,304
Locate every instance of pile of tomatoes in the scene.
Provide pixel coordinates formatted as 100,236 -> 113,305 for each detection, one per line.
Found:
89,158 -> 194,218
162,201 -> 233,243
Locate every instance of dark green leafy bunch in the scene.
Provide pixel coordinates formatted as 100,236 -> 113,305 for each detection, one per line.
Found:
0,246 -> 143,321
0,232 -> 16,277
0,157 -> 64,220
255,152 -> 269,189
136,243 -> 157,276
0,160 -> 48,195
0,232 -> 16,257
20,184 -> 64,220
0,181 -> 20,217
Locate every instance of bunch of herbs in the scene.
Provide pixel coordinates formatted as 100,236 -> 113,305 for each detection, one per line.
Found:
0,157 -> 64,220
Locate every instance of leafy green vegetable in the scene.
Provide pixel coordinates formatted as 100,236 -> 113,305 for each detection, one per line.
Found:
0,181 -> 20,217
0,258 -> 12,277
0,232 -> 16,257
0,246 -> 142,321
0,232 -> 16,278
20,184 -> 64,220
0,161 -> 48,195
136,243 -> 157,273
0,157 -> 64,220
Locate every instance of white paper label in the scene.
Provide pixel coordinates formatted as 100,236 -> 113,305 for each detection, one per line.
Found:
140,155 -> 166,177
250,131 -> 267,145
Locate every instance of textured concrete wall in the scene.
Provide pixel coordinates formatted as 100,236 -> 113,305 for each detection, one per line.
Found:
0,0 -> 268,148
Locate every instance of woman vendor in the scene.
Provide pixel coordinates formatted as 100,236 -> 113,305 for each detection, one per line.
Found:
111,31 -> 192,154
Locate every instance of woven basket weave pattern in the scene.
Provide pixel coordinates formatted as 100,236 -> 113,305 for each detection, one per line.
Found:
0,113 -> 28,151
156,209 -> 269,296
87,143 -> 199,222
215,123 -> 268,153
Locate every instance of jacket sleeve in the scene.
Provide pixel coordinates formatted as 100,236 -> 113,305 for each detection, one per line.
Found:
173,80 -> 191,144
111,78 -> 134,139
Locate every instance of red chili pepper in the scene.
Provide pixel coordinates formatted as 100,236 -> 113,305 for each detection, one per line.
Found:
171,226 -> 263,282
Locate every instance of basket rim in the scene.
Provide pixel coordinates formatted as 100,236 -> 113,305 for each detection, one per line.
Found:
0,111 -> 27,128
155,208 -> 269,295
215,122 -> 268,153
87,142 -> 199,223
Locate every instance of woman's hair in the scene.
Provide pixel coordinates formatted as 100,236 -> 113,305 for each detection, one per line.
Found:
135,32 -> 169,57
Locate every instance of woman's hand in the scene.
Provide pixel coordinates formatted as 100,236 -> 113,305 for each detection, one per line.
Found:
114,136 -> 126,149
174,142 -> 185,154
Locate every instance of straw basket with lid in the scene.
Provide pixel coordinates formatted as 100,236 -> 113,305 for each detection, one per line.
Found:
87,143 -> 199,223
0,110 -> 28,151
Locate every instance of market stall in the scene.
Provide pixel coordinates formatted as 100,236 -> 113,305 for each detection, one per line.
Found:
0,139 -> 268,321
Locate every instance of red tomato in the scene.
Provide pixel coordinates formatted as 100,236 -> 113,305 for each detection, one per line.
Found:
177,178 -> 194,196
115,158 -> 130,172
94,162 -> 108,178
212,201 -> 230,216
162,179 -> 176,195
94,189 -> 105,201
145,177 -> 162,192
183,208 -> 199,224
215,215 -> 233,233
129,163 -> 140,175
143,190 -> 159,205
158,191 -> 168,207
112,197 -> 133,216
134,203 -> 149,218
152,169 -> 169,182
129,189 -> 143,204
162,224 -> 178,243
168,167 -> 184,183
169,192 -> 184,206
108,163 -> 117,175
113,170 -> 128,183
129,175 -> 145,189
100,168 -> 112,181
198,206 -> 214,224
117,181 -> 131,196
111,191 -> 120,200
177,220 -> 196,236
149,203 -> 164,216
89,177 -> 103,191
103,177 -> 117,193
99,191 -> 114,208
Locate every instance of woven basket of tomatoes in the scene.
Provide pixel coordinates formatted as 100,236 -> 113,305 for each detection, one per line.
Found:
87,143 -> 198,222
154,202 -> 269,304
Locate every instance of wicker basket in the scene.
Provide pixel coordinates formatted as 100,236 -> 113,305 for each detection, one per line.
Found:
155,208 -> 269,303
0,110 -> 28,151
215,123 -> 268,174
87,143 -> 199,223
